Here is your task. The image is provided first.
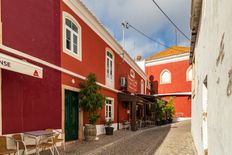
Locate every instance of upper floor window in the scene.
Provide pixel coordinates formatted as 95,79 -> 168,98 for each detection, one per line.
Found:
105,98 -> 114,121
186,66 -> 193,81
130,69 -> 135,78
63,12 -> 82,61
106,50 -> 114,88
160,69 -> 171,84
141,79 -> 144,94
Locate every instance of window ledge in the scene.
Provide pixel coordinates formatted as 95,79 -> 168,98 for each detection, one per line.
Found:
63,50 -> 82,61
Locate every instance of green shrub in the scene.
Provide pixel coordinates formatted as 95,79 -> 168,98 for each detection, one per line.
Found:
79,73 -> 106,125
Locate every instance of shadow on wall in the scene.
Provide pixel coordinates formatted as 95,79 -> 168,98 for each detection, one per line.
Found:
149,75 -> 158,95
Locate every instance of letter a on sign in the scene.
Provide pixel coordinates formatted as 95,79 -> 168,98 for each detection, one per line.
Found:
33,70 -> 39,77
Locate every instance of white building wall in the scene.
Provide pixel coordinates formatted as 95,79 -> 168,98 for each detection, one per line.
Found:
192,0 -> 232,155
136,60 -> 145,72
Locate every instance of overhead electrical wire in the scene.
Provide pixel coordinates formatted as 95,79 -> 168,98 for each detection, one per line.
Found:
151,0 -> 190,41
123,22 -> 181,52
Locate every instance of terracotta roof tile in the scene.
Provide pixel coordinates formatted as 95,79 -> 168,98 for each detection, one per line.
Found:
146,46 -> 190,61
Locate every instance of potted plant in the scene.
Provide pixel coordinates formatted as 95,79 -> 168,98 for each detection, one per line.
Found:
155,99 -> 165,126
164,97 -> 175,123
79,73 -> 105,141
105,119 -> 114,135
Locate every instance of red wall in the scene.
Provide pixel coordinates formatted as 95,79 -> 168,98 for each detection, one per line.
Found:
1,0 -> 61,134
162,96 -> 191,117
61,3 -> 144,94
146,59 -> 192,117
146,60 -> 191,94
61,3 -> 145,125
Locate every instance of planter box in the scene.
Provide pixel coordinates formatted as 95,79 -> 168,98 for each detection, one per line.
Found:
105,127 -> 114,135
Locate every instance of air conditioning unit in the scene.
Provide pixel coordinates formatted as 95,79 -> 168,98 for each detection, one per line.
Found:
120,77 -> 127,87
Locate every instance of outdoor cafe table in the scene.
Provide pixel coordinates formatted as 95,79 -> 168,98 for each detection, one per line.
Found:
24,130 -> 54,155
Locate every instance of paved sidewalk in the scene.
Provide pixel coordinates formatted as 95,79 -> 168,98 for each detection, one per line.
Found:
41,120 -> 196,155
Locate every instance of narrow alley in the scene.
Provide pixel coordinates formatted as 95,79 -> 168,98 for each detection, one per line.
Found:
51,121 -> 196,155
93,121 -> 196,155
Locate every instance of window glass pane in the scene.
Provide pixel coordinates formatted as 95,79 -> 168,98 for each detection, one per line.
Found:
66,29 -> 71,50
161,71 -> 171,83
73,34 -> 78,54
73,34 -> 78,44
106,105 -> 108,117
66,29 -> 71,40
66,40 -> 71,50
109,106 -> 111,118
72,23 -> 78,33
188,68 -> 192,80
107,59 -> 109,78
65,18 -> 72,28
110,61 -> 112,79
107,52 -> 113,58
73,44 -> 77,54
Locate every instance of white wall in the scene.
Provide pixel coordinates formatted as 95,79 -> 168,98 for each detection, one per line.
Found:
136,60 -> 145,72
192,0 -> 232,154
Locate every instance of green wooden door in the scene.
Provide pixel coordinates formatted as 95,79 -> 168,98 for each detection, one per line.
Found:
65,90 -> 78,141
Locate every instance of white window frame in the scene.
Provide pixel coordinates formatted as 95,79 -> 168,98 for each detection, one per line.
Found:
105,49 -> 114,88
160,69 -> 171,84
105,97 -> 114,121
186,66 -> 193,81
141,79 -> 144,94
62,12 -> 82,61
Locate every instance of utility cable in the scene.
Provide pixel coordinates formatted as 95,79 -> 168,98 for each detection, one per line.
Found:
124,22 -> 181,52
152,0 -> 190,41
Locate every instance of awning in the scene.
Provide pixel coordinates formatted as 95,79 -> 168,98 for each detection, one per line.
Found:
118,92 -> 155,104
0,53 -> 43,78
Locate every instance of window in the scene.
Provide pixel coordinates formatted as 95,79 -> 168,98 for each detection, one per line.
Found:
141,79 -> 144,94
160,69 -> 171,84
105,98 -> 114,121
187,66 -> 192,81
130,69 -> 135,78
106,50 -> 114,88
63,12 -> 82,61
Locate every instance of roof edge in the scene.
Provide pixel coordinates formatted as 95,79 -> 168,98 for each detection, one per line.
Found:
65,0 -> 147,79
190,0 -> 203,64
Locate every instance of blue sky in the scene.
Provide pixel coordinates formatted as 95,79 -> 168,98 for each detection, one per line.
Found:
80,0 -> 191,60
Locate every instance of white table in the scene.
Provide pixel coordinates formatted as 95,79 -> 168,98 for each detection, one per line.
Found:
24,130 -> 54,155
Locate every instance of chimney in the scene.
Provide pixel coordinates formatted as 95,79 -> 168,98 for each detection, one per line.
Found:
135,55 -> 142,61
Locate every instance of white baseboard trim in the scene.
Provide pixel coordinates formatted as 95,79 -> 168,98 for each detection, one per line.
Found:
174,117 -> 192,122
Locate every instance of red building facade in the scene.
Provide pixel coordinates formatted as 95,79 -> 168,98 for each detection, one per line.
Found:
146,46 -> 192,118
0,0 -> 147,140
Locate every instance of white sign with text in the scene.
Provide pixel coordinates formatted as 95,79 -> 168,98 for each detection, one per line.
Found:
0,53 -> 43,78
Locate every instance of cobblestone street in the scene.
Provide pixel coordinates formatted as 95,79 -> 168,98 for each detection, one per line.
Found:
91,120 -> 196,155
45,120 -> 196,155
154,120 -> 196,155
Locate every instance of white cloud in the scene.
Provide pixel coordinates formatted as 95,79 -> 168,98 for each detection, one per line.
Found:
81,0 -> 191,59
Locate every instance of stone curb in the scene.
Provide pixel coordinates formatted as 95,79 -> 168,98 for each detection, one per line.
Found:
82,122 -> 181,155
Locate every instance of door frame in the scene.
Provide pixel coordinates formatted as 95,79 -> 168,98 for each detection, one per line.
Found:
62,84 -> 83,141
